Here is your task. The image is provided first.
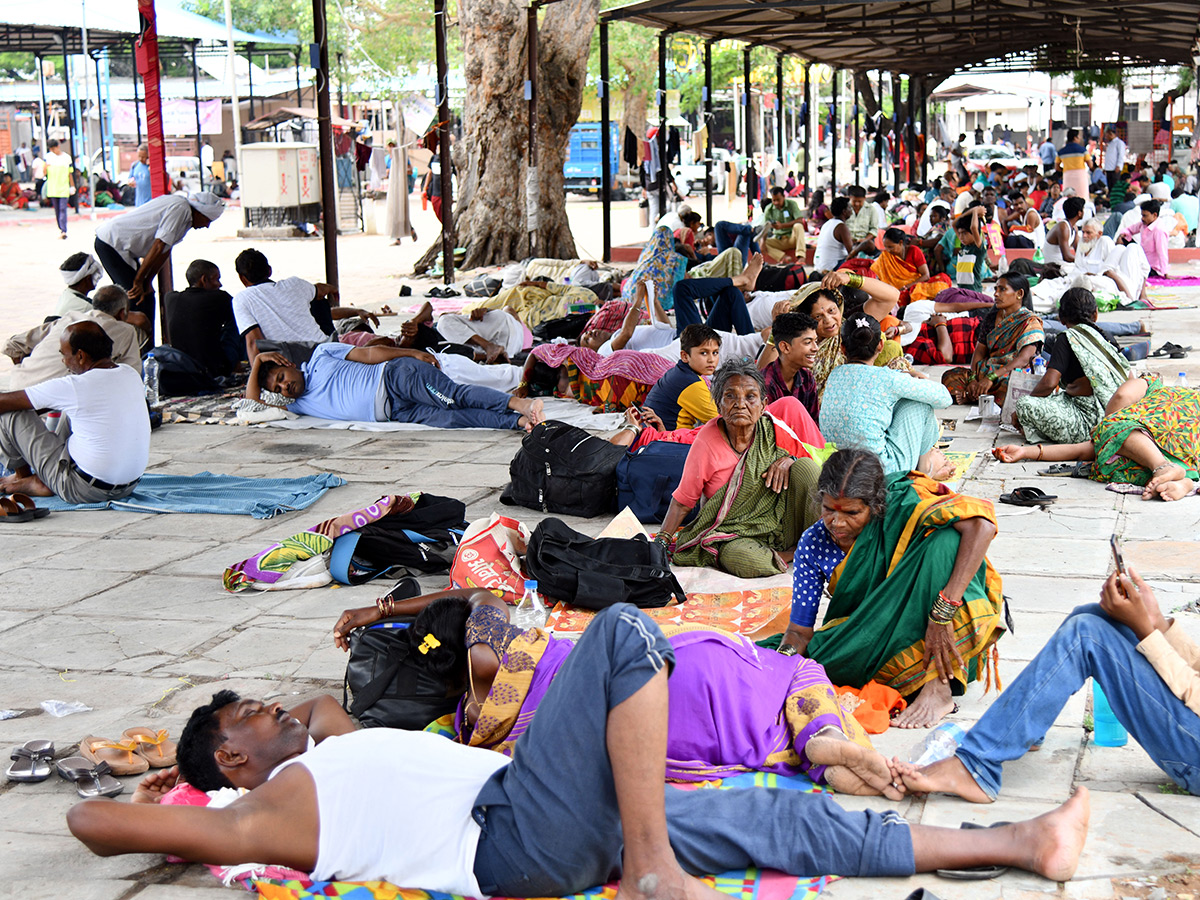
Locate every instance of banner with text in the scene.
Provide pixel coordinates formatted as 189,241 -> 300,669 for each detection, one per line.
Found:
110,99 -> 223,137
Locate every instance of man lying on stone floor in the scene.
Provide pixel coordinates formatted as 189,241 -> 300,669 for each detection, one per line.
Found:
68,605 -> 1090,893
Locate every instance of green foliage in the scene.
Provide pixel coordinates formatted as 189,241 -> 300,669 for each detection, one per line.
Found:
0,52 -> 35,78
1157,782 -> 1188,795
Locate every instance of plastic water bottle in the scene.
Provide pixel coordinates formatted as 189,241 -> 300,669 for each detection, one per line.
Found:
512,579 -> 547,630
1032,246 -> 1045,265
1178,372 -> 1189,388
906,722 -> 967,767
143,353 -> 160,407
1033,356 -> 1047,376
1092,681 -> 1128,747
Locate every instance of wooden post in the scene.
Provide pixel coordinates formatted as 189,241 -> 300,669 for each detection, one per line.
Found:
600,20 -> 612,262
312,0 -> 339,288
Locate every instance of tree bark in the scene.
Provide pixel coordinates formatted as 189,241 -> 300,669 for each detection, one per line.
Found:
854,70 -> 879,118
414,0 -> 598,273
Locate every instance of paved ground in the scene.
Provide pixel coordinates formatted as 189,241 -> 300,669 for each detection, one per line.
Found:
1,203 -> 1198,900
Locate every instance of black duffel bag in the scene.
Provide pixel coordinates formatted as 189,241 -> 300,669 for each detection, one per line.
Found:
525,517 -> 686,610
342,615 -> 461,729
500,420 -> 626,518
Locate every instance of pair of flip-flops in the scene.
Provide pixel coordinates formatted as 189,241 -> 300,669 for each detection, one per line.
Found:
999,487 -> 1057,507
79,729 -> 179,776
7,740 -> 123,798
1150,342 -> 1191,359
1038,462 -> 1092,478
0,493 -> 50,523
427,286 -> 461,298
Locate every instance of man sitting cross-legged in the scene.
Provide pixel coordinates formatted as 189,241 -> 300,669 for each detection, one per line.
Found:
895,568 -> 1200,801
0,321 -> 149,502
68,604 -> 1090,894
247,343 -> 543,430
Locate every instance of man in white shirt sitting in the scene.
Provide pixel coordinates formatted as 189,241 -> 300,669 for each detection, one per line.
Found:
67,604 -> 1091,894
0,320 -> 150,502
5,286 -> 145,390
232,249 -> 379,362
54,252 -> 103,317
1074,216 -> 1151,303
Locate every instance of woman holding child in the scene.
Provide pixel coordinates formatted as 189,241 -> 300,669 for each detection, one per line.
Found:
332,589 -> 900,798
780,449 -> 1006,729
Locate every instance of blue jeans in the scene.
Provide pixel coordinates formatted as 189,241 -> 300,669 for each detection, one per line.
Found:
382,357 -> 520,429
673,277 -> 755,336
714,221 -> 760,265
957,604 -> 1200,799
50,196 -> 69,234
471,605 -> 914,897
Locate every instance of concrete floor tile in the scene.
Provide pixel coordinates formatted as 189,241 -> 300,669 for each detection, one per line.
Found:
0,615 -> 228,671
37,536 -> 218,573
1133,791 -> 1200,837
1078,739 -> 1178,794
987,538 -> 1114,580
1122,541 -> 1200,582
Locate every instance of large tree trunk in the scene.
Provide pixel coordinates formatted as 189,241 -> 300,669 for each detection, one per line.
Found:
854,70 -> 879,118
414,0 -> 598,273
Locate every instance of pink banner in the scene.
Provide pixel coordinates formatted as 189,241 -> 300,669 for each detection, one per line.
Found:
110,99 -> 222,137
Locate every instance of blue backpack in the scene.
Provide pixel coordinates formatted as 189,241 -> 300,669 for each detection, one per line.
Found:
615,441 -> 696,524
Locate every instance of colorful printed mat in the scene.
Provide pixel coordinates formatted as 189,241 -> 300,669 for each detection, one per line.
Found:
1134,284 -> 1200,310
547,587 -> 793,637
253,772 -> 835,900
159,388 -> 247,425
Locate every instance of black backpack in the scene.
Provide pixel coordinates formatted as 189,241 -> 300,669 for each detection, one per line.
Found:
332,493 -> 467,585
342,616 -> 461,729
525,517 -> 686,610
500,421 -> 627,518
151,345 -> 222,396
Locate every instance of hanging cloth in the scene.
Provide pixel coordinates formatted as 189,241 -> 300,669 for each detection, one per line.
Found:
386,101 -> 414,242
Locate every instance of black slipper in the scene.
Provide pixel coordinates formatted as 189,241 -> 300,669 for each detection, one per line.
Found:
999,486 -> 1057,507
398,285 -> 412,297
1038,462 -> 1090,478
935,821 -> 1013,880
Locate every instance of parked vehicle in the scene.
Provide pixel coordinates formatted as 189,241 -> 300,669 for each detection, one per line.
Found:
564,122 -> 627,199
677,147 -> 734,193
965,143 -> 1040,174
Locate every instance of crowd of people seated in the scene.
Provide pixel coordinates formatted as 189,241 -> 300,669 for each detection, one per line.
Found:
7,132 -> 1198,896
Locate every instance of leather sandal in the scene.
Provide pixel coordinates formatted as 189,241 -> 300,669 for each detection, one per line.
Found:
935,821 -> 1013,880
999,486 -> 1057,507
0,497 -> 33,523
122,727 -> 177,768
6,740 -> 54,782
79,735 -> 149,776
56,756 -> 124,798
7,493 -> 50,519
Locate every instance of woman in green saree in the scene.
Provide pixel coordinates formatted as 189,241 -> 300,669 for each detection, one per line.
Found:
1016,288 -> 1131,444
996,374 -> 1199,502
779,449 -> 1006,729
655,359 -> 825,578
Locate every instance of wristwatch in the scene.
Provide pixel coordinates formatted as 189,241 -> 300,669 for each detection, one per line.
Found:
778,644 -> 799,657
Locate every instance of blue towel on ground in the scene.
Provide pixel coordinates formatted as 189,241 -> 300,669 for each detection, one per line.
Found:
35,472 -> 346,518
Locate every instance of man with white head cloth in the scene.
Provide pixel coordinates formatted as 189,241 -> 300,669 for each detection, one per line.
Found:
54,252 -> 104,316
1075,216 -> 1152,303
94,191 -> 226,334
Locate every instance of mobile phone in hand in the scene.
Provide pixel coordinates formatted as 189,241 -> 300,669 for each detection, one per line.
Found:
1110,534 -> 1126,577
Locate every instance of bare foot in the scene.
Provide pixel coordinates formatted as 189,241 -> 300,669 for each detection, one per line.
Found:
1142,463 -> 1192,501
1016,786 -> 1091,881
733,252 -> 764,290
806,733 -> 903,800
918,447 -> 957,480
1156,477 -> 1196,502
511,397 -> 544,430
410,300 -> 434,325
891,679 -> 955,729
0,473 -> 52,497
894,755 -> 993,803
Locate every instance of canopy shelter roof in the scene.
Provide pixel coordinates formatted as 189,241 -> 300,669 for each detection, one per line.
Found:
601,0 -> 1200,76
246,105 -> 358,131
0,0 -> 296,57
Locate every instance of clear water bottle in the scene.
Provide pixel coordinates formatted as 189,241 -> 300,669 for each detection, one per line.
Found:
1092,681 -> 1128,747
143,353 -> 160,407
512,579 -> 547,630
1033,355 -> 1047,376
906,722 -> 967,767
1178,372 -> 1189,388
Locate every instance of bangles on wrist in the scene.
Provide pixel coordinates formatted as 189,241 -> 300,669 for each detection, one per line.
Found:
376,595 -> 397,618
846,272 -> 864,289
929,590 -> 963,625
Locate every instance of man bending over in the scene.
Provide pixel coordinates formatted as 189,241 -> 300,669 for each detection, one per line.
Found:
68,604 -> 1089,894
0,321 -> 149,502
248,343 -> 542,430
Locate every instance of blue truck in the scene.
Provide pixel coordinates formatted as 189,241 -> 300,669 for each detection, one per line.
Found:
563,122 -> 627,199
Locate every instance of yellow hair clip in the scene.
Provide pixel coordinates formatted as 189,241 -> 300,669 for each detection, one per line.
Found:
418,634 -> 442,655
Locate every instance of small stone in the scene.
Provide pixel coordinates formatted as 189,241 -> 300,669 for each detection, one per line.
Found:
1148,888 -> 1167,900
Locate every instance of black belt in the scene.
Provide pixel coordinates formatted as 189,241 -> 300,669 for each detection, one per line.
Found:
71,463 -> 139,493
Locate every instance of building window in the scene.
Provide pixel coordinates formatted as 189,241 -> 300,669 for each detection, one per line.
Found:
1066,105 -> 1091,129
1121,103 -> 1140,122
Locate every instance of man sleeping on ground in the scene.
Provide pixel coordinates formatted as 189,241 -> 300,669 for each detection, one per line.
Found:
246,342 -> 542,430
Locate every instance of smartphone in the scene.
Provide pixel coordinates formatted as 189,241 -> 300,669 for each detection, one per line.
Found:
1110,534 -> 1126,576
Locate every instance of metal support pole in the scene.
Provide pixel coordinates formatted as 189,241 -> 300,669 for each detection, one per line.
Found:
295,48 -> 302,105
704,40 -> 713,225
853,72 -> 860,186
336,51 -> 344,118
223,0 -> 243,207
657,32 -> 668,222
775,53 -> 784,176
247,43 -> 256,122
93,53 -> 108,176
920,76 -> 929,184
191,41 -> 204,190
81,11 -> 95,221
312,0 -> 339,287
599,20 -> 611,262
36,54 -> 48,151
891,74 -> 901,193
61,32 -> 78,202
906,74 -> 915,185
743,45 -> 753,218
526,2 -> 539,258
803,62 -> 810,193
129,39 -> 142,145
434,0 -> 454,283
876,72 -> 884,189
830,67 -> 838,193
